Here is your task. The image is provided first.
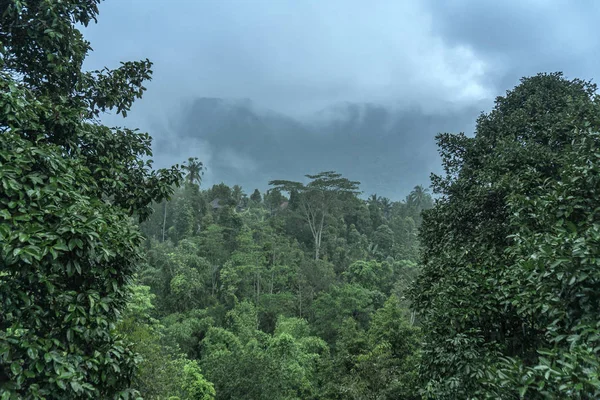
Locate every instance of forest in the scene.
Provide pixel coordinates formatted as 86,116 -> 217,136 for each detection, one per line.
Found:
2,1 -> 600,399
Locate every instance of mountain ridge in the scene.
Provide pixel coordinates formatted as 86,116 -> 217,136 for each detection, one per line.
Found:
155,97 -> 482,199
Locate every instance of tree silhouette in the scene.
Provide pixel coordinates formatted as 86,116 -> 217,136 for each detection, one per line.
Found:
270,171 -> 360,260
183,157 -> 204,186
368,193 -> 379,207
407,185 -> 431,211
380,197 -> 392,219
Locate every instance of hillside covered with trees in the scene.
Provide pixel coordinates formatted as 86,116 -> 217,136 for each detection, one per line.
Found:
2,1 -> 600,399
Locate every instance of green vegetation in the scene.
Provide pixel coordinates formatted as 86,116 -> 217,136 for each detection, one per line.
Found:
413,72 -> 600,399
0,0 -> 183,398
135,174 -> 426,399
2,1 -> 600,399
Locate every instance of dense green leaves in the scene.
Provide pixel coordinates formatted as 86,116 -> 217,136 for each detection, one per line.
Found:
412,72 -> 600,398
199,302 -> 327,400
133,167 -> 427,398
0,133 -> 142,398
11,2 -> 596,399
270,171 -> 361,260
0,0 -> 183,397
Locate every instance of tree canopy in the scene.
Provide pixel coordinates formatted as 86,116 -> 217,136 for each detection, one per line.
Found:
412,72 -> 600,399
1,0 -> 182,397
3,1 -> 600,399
270,171 -> 361,260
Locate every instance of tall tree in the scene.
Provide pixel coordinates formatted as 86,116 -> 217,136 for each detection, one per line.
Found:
183,157 -> 204,187
250,189 -> 262,203
368,193 -> 379,207
406,185 -> 432,212
0,0 -> 181,397
380,197 -> 392,219
232,184 -> 244,207
411,72 -> 600,398
270,171 -> 360,260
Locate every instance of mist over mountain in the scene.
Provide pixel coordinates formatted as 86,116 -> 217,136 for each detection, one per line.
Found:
80,0 -> 600,202
152,98 -> 481,200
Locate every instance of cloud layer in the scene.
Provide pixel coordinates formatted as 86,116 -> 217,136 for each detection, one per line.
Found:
82,0 -> 600,199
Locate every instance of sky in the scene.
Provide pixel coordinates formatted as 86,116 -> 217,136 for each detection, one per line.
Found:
82,0 -> 600,199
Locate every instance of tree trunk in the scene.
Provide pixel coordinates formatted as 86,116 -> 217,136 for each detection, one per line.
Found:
162,200 -> 167,242
314,213 -> 324,260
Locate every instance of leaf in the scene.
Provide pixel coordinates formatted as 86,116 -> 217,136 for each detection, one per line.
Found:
53,242 -> 69,252
27,348 -> 38,360
10,362 -> 22,376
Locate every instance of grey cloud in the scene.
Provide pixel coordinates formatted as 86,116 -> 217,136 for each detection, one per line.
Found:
84,0 -> 490,116
426,0 -> 600,90
82,1 -> 600,199
164,98 -> 481,199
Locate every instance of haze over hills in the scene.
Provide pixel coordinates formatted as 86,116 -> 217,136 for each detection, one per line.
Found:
152,97 -> 482,200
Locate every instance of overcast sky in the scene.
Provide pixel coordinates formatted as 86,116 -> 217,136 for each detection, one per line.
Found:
82,0 -> 600,199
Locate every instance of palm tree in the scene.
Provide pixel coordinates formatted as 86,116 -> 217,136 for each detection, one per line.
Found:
232,184 -> 244,207
380,197 -> 392,219
183,157 -> 204,186
368,193 -> 379,206
407,185 -> 431,211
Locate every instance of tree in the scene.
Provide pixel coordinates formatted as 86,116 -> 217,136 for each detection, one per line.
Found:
208,183 -> 233,205
482,128 -> 600,399
197,224 -> 229,296
0,1 -> 181,397
270,171 -> 360,260
220,226 -> 267,308
311,283 -> 379,345
183,157 -> 204,187
200,303 -> 326,400
116,285 -> 215,399
372,224 -> 395,259
322,295 -> 420,400
231,185 -> 244,207
411,72 -> 600,398
250,189 -> 262,203
380,197 -> 392,219
367,193 -> 379,207
343,260 -> 393,293
352,295 -> 421,399
263,188 -> 285,216
406,185 -> 432,213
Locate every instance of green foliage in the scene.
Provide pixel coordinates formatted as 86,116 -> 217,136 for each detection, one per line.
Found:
183,157 -> 204,187
311,284 -> 380,345
200,302 -> 327,400
250,189 -> 262,204
320,296 -> 421,399
353,295 -> 421,399
181,361 -> 216,400
412,72 -> 600,398
343,260 -> 393,293
0,132 -> 141,398
1,1 -> 438,398
134,167 -> 425,398
0,0 -> 182,397
270,171 -> 361,260
487,129 -> 600,399
116,285 -> 214,399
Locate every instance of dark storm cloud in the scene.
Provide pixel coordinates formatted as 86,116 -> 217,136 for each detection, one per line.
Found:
426,0 -> 600,91
83,0 -> 490,117
81,0 -> 600,199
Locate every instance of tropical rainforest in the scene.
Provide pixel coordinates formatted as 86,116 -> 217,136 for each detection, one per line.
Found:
2,1 -> 600,399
